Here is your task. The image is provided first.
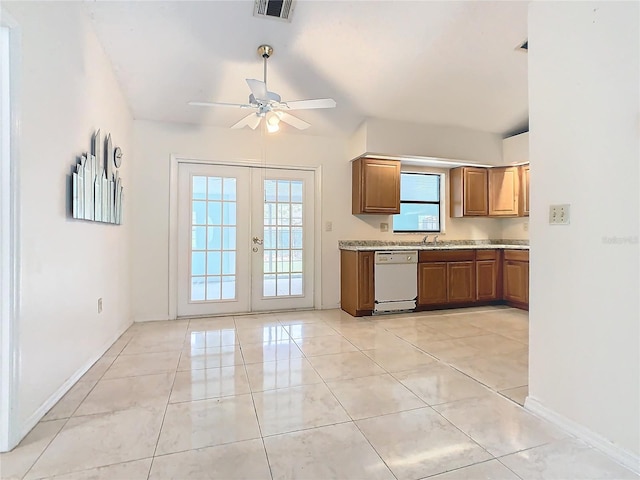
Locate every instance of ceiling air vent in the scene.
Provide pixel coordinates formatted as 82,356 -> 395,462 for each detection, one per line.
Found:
254,0 -> 295,22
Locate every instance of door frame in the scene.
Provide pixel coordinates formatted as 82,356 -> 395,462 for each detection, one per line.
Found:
168,154 -> 322,319
0,15 -> 21,453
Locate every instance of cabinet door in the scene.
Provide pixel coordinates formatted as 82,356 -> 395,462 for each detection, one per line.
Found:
352,158 -> 401,214
340,250 -> 374,316
447,261 -> 475,303
489,167 -> 519,216
357,251 -> 375,310
503,260 -> 527,303
418,262 -> 447,305
476,259 -> 498,301
450,167 -> 488,217
464,168 -> 489,216
519,165 -> 530,217
524,261 -> 530,304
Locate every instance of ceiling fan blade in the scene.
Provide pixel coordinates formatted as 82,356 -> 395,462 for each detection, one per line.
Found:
284,98 -> 336,110
188,101 -> 254,109
246,79 -> 268,101
231,113 -> 261,130
277,112 -> 311,130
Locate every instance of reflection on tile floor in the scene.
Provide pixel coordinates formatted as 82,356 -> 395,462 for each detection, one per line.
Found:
3,307 -> 638,480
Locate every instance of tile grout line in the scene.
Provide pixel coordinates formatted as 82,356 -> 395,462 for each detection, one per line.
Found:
236,314 -> 275,480
418,457 -> 517,479
17,307 -> 535,479
19,337 -> 130,480
371,310 -> 532,476
294,324 -> 400,480
379,315 -> 530,408
146,324 -> 189,479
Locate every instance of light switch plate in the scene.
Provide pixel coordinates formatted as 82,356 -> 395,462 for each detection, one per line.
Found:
549,204 -> 570,225
380,222 -> 389,232
325,221 -> 333,232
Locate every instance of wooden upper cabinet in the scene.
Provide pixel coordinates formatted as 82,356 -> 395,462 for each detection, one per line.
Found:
352,158 -> 401,214
450,167 -> 488,217
519,165 -> 530,217
488,166 -> 519,216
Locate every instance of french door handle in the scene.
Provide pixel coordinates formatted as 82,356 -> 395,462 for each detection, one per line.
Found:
252,237 -> 263,245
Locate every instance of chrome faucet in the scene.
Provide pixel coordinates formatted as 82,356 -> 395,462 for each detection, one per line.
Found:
422,235 -> 430,244
433,235 -> 439,245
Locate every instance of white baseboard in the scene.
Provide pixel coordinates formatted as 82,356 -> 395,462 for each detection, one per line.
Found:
19,323 -> 131,442
525,396 -> 640,474
133,315 -> 173,323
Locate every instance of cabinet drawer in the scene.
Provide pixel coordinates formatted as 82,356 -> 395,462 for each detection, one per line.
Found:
419,250 -> 475,262
504,250 -> 529,262
475,249 -> 498,260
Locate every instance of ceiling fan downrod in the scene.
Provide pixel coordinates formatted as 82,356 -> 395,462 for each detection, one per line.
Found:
257,44 -> 273,90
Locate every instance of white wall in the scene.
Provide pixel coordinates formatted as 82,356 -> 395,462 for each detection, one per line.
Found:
500,217 -> 528,241
131,120 -> 349,319
132,119 -> 518,322
502,131 -> 529,165
528,0 -> 639,463
363,118 -> 503,165
346,119 -> 527,241
500,132 -> 529,240
3,2 -> 133,433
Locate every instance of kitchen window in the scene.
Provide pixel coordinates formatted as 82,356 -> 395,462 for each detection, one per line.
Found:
393,172 -> 441,233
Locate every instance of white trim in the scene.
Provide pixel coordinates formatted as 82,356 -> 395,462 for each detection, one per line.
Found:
0,14 -> 21,453
133,315 -> 173,323
314,165 -> 322,309
18,325 -> 129,442
168,155 -> 322,319
525,396 -> 640,474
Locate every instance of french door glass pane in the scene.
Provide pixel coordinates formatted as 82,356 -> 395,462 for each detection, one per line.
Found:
263,179 -> 304,297
190,175 -> 237,302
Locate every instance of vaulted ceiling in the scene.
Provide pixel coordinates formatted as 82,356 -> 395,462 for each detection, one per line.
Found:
85,1 -> 529,137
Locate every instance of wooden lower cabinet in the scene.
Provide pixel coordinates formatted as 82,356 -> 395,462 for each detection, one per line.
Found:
476,260 -> 499,300
418,262 -> 447,305
503,261 -> 528,304
340,250 -> 375,316
447,262 -> 475,302
503,250 -> 529,310
418,252 -> 475,306
341,247 -> 528,316
476,250 -> 501,301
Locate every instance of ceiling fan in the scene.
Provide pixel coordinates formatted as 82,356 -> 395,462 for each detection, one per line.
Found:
189,45 -> 336,132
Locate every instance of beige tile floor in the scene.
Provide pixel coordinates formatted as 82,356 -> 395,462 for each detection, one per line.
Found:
2,307 -> 638,480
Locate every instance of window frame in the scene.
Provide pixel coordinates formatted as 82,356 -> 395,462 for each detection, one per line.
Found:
393,171 -> 443,233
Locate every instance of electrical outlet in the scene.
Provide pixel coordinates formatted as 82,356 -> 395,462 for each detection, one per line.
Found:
380,222 -> 389,232
97,298 -> 103,313
549,204 -> 570,225
325,221 -> 332,232
523,221 -> 529,232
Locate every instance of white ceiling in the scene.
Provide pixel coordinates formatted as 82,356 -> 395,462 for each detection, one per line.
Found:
85,1 -> 529,137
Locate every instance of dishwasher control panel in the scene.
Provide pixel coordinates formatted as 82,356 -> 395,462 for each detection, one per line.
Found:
374,251 -> 418,264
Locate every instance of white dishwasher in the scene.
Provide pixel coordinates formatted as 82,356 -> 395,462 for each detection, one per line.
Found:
374,250 -> 418,314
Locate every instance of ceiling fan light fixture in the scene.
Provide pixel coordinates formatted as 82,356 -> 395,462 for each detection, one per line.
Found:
189,44 -> 336,132
266,111 -> 281,133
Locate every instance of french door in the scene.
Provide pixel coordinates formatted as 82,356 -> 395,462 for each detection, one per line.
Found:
177,163 -> 315,316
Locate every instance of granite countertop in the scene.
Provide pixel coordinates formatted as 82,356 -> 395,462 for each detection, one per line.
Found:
338,240 -> 529,251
